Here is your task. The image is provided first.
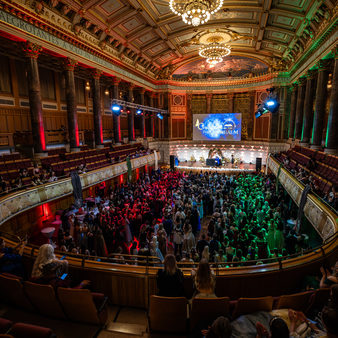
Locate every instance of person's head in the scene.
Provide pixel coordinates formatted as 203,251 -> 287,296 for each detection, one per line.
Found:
31,244 -> 56,278
206,316 -> 232,338
196,258 -> 212,289
269,317 -> 289,338
164,254 -> 178,275
322,306 -> 338,337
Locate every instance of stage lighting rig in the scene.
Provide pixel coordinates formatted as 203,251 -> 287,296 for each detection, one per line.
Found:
136,109 -> 142,115
255,87 -> 280,118
111,104 -> 122,116
110,99 -> 168,117
157,113 -> 163,120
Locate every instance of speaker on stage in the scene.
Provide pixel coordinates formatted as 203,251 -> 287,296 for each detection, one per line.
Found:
206,158 -> 216,166
170,155 -> 175,170
256,157 -> 262,172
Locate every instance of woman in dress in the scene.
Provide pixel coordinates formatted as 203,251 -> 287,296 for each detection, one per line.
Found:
191,259 -> 216,298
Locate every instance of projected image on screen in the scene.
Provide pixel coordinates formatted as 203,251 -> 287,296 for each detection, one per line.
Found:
193,113 -> 242,141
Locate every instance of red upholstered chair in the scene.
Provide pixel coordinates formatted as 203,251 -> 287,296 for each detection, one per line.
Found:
10,323 -> 53,338
276,291 -> 313,312
148,296 -> 188,334
23,282 -> 66,319
0,318 -> 13,334
57,288 -> 108,325
0,274 -> 33,310
232,296 -> 274,319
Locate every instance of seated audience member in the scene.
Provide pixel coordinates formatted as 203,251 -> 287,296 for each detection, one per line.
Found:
31,243 -> 90,289
156,254 -> 184,297
200,316 -> 232,338
320,262 -> 338,288
192,258 -> 216,298
0,237 -> 26,277
31,244 -> 68,280
321,306 -> 338,338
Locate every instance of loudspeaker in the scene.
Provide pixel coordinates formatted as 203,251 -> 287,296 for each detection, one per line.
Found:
170,155 -> 175,170
206,158 -> 217,166
256,157 -> 262,172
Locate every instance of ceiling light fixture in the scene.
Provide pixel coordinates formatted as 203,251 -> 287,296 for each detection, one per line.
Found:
169,0 -> 224,26
199,43 -> 231,65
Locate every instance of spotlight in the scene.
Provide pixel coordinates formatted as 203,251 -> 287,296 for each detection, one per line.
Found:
263,98 -> 280,113
157,113 -> 163,120
265,99 -> 276,107
104,88 -> 109,96
136,109 -> 142,115
111,104 -> 121,116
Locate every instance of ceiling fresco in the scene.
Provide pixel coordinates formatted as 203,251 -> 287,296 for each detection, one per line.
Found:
173,56 -> 268,79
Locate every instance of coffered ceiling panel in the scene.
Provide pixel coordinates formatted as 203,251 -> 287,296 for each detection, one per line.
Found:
39,0 -> 333,74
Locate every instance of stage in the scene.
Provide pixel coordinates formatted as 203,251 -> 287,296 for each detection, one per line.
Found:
176,161 -> 257,173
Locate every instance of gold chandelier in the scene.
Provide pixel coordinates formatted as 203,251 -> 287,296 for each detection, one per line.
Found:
198,32 -> 231,65
169,0 -> 224,26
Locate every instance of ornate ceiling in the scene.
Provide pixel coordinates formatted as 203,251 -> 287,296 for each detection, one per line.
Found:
4,0 -> 337,80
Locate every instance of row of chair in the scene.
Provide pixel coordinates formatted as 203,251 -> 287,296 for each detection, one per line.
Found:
0,274 -> 108,326
149,288 -> 330,334
0,318 -> 54,338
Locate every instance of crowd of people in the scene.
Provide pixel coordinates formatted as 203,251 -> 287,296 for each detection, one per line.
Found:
55,169 -> 308,267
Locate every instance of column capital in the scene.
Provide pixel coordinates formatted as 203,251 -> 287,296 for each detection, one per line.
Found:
139,88 -> 146,95
206,93 -> 213,99
91,69 -> 102,79
129,83 -> 136,90
297,76 -> 307,85
317,59 -> 331,71
305,69 -> 317,79
22,41 -> 43,59
62,57 -> 78,71
112,77 -> 121,85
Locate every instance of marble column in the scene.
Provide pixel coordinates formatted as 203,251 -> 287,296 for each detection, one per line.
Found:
270,87 -> 279,140
289,85 -> 298,139
300,70 -> 316,146
91,69 -> 103,148
22,41 -> 46,156
163,92 -> 170,139
128,84 -> 135,142
139,88 -> 146,139
112,77 -> 121,144
186,92 -> 193,140
277,86 -> 287,140
325,54 -> 338,154
149,93 -> 156,138
206,93 -> 213,114
294,78 -> 306,140
62,58 -> 80,152
311,60 -> 330,150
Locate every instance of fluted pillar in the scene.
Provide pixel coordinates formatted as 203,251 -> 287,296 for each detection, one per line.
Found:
22,41 -> 46,156
325,54 -> 338,154
288,85 -> 298,139
294,78 -> 306,139
300,70 -> 316,146
186,92 -> 193,140
128,84 -> 135,142
206,93 -> 212,114
149,93 -> 156,138
62,58 -> 80,152
139,88 -> 146,138
112,77 -> 121,144
163,92 -> 170,139
91,69 -> 103,148
311,60 -> 330,150
277,86 -> 287,140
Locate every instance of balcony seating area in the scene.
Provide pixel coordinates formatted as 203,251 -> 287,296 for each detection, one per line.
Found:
275,145 -> 338,197
0,153 -> 33,186
41,143 -> 142,177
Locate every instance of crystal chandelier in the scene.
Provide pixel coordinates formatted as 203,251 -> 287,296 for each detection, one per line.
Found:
169,0 -> 224,26
199,43 -> 231,65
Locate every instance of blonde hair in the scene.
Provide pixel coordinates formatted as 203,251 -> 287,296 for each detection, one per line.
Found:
164,254 -> 178,275
31,244 -> 55,279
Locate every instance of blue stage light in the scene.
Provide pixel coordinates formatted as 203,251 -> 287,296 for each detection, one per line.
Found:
157,113 -> 163,120
112,104 -> 121,112
266,99 -> 276,107
136,109 -> 142,115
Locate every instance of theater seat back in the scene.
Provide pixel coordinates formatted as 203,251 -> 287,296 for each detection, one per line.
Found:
57,287 -> 100,324
190,297 -> 230,331
276,291 -> 313,311
0,274 -> 33,310
232,296 -> 273,318
149,296 -> 188,333
24,281 -> 66,319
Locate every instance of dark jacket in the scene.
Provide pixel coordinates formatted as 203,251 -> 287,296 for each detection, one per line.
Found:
156,269 -> 185,297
